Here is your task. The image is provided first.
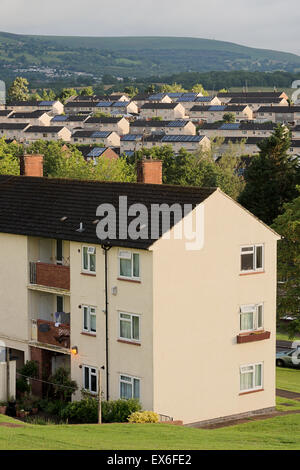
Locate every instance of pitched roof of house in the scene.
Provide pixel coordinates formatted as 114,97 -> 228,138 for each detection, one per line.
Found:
0,176 -> 217,249
228,97 -> 285,104
140,103 -> 180,110
0,123 -> 29,130
9,110 -> 48,119
257,106 -> 300,113
24,126 -> 67,133
217,92 -> 285,98
72,130 -> 112,138
85,117 -> 122,124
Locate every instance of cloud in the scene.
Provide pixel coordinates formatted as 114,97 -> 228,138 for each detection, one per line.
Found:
0,0 -> 299,54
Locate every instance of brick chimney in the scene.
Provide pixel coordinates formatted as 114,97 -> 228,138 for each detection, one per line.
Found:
137,158 -> 162,184
20,154 -> 44,177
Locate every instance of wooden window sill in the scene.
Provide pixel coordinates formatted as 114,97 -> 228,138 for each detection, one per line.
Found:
117,277 -> 141,284
239,271 -> 265,276
239,389 -> 264,396
81,272 -> 96,277
117,339 -> 141,346
81,332 -> 97,337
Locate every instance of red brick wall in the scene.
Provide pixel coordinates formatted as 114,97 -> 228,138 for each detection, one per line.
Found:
36,263 -> 70,290
37,320 -> 70,349
137,160 -> 162,184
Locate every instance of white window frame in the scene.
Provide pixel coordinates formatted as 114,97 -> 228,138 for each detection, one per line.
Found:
82,245 -> 96,274
83,305 -> 97,334
240,244 -> 264,273
240,362 -> 263,393
83,365 -> 98,394
119,374 -> 141,400
119,312 -> 140,343
239,303 -> 264,333
118,250 -> 140,280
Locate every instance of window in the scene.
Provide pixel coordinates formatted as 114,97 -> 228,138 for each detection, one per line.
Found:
56,239 -> 63,265
240,245 -> 264,272
240,304 -> 263,332
119,312 -> 140,342
83,306 -> 96,334
56,295 -> 64,313
82,246 -> 96,273
83,366 -> 98,393
119,251 -> 140,280
240,363 -> 263,393
120,375 -> 140,400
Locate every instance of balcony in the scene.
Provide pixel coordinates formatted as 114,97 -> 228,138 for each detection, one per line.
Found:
32,319 -> 70,349
30,262 -> 70,291
237,330 -> 271,344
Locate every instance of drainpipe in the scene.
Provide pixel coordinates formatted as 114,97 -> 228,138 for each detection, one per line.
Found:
101,244 -> 112,400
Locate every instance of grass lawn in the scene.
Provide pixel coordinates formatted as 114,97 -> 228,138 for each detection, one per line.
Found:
0,367 -> 299,450
0,413 -> 300,450
276,367 -> 300,393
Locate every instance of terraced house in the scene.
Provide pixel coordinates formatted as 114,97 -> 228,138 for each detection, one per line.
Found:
0,155 -> 279,425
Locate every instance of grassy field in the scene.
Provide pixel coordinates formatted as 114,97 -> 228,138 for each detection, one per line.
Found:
0,367 -> 299,450
1,412 -> 300,450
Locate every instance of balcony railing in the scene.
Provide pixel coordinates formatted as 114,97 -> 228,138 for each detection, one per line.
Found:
29,262 -> 70,290
32,319 -> 70,349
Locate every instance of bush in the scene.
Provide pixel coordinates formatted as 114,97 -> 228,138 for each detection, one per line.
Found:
128,411 -> 159,423
61,397 -> 98,424
61,398 -> 142,424
102,399 -> 141,423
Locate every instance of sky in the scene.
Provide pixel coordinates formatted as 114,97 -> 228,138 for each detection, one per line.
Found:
1,0 -> 299,55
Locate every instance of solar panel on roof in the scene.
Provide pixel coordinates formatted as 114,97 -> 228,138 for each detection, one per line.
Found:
148,93 -> 165,100
87,147 -> 106,157
39,101 -> 55,106
161,135 -> 201,142
220,123 -> 240,130
112,101 -> 129,107
91,131 -> 110,138
96,101 -> 113,107
167,120 -> 187,127
166,93 -> 183,98
52,115 -> 68,121
196,97 -> 212,102
121,134 -> 143,141
177,97 -> 195,102
208,106 -> 226,111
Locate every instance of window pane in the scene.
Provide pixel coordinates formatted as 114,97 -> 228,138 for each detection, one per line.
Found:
133,379 -> 140,399
241,253 -> 254,271
255,364 -> 262,387
120,258 -> 131,277
56,239 -> 63,262
133,254 -> 140,278
56,296 -> 63,313
120,319 -> 131,339
121,382 -> 132,399
90,314 -> 96,333
84,367 -> 89,389
257,306 -> 263,328
91,373 -> 97,393
132,316 -> 140,340
90,254 -> 96,272
83,308 -> 88,330
240,312 -> 254,331
256,246 -> 263,269
240,371 -> 253,391
83,247 -> 88,270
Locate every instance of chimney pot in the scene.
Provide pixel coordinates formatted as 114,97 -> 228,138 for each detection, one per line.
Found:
137,158 -> 162,184
20,154 -> 44,177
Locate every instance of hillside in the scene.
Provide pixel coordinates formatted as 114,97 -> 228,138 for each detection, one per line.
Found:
1,32 -> 300,80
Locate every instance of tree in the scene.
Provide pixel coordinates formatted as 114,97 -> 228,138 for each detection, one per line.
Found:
49,367 -> 78,401
7,77 -> 29,102
191,84 -> 209,96
272,190 -> 300,336
124,86 -> 138,98
160,83 -> 186,93
0,137 -> 23,175
238,125 -> 300,225
80,87 -> 94,96
59,88 -> 77,104
223,112 -> 236,123
145,84 -> 157,94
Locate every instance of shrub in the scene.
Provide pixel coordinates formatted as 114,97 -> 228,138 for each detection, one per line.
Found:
128,411 -> 159,423
49,368 -> 78,401
61,397 -> 98,424
102,399 -> 141,423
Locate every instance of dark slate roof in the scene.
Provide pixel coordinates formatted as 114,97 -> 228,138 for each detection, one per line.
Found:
72,130 -> 111,138
65,101 -> 98,108
228,97 -> 284,104
141,103 -> 179,109
239,122 -> 277,130
131,120 -> 169,128
0,123 -> 29,130
9,110 -> 48,119
85,117 -> 122,124
25,126 -> 66,133
0,176 -> 217,249
0,110 -> 13,116
217,92 -> 285,98
257,106 -> 300,113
